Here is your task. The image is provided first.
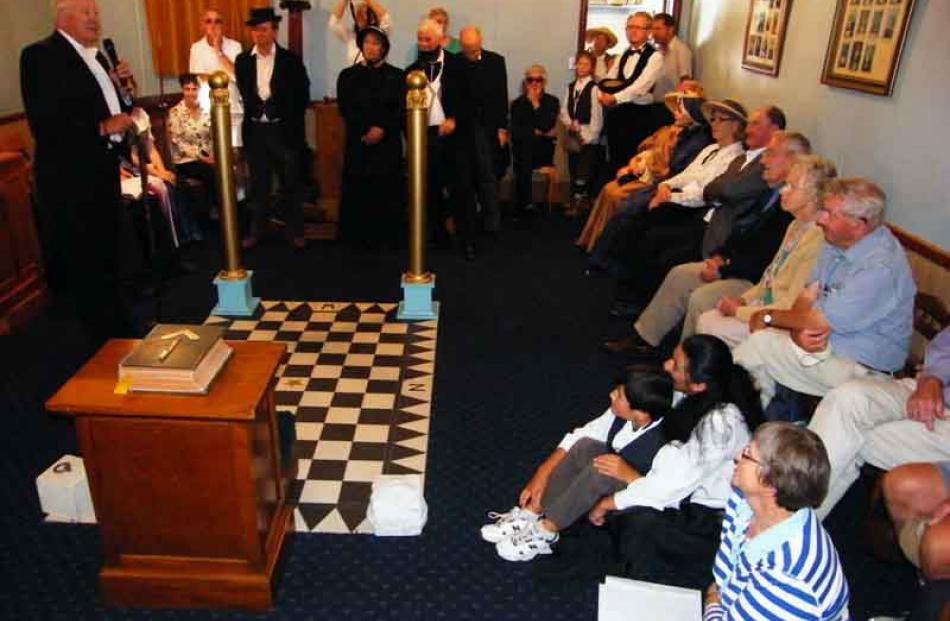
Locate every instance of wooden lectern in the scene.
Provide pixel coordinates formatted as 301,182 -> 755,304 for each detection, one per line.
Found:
46,340 -> 292,611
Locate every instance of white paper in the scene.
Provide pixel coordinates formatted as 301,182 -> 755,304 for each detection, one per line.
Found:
598,576 -> 701,621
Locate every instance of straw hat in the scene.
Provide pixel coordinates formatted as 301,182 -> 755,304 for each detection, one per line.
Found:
663,83 -> 707,119
700,98 -> 748,125
585,27 -> 618,49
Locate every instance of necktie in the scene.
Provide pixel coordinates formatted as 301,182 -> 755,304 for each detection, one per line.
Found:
425,61 -> 442,82
701,147 -> 721,165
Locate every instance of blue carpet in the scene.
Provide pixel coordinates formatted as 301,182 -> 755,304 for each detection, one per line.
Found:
0,216 -> 917,620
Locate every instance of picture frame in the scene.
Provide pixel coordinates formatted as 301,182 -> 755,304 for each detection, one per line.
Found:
741,0 -> 793,76
821,0 -> 917,96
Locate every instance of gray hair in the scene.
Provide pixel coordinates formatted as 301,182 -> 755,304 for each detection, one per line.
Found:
822,177 -> 886,227
789,154 -> 837,206
754,422 -> 830,511
779,131 -> 812,156
418,17 -> 444,38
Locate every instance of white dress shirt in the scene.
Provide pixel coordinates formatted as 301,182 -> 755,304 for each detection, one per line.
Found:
558,407 -> 664,453
653,36 -> 693,98
251,45 -> 276,104
604,44 -> 664,105
664,141 -> 746,207
328,11 -> 392,66
593,53 -> 612,81
58,29 -> 122,140
613,403 -> 750,511
189,36 -> 243,115
559,76 -> 604,144
741,147 -> 766,170
423,48 -> 447,127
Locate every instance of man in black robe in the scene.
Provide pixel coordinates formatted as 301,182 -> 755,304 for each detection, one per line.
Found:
337,26 -> 404,247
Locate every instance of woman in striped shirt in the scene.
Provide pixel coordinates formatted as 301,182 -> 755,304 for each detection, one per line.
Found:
705,423 -> 850,621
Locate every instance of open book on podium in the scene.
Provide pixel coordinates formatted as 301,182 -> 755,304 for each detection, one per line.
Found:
118,324 -> 232,394
598,576 -> 701,621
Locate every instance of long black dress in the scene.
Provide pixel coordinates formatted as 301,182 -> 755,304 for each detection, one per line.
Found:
337,61 -> 404,245
510,92 -> 560,214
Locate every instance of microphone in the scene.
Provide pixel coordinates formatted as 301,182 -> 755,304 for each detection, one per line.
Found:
103,38 -> 135,106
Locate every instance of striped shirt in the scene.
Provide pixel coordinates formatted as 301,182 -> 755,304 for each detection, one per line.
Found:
705,492 -> 850,621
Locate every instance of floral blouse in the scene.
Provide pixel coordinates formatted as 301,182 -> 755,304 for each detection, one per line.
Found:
167,100 -> 212,165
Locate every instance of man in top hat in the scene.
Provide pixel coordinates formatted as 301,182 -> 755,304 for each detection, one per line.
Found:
585,26 -> 617,81
236,7 -> 311,249
21,0 -> 138,342
598,12 -> 664,175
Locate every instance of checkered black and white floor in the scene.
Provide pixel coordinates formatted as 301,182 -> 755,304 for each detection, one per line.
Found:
205,301 -> 438,534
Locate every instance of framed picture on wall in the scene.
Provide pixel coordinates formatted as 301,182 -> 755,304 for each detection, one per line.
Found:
741,0 -> 793,76
821,0 -> 917,95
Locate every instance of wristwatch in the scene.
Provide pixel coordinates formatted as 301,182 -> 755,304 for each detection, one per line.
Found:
762,312 -> 774,327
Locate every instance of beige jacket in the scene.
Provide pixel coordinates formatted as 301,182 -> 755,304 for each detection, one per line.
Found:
735,222 -> 825,322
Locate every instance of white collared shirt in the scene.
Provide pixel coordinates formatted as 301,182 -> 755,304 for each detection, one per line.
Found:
252,44 -> 276,103
604,43 -> 664,105
741,146 -> 766,170
58,29 -> 123,139
189,36 -> 243,114
653,36 -> 693,98
558,76 -> 604,144
665,141 -> 746,207
424,48 -> 447,127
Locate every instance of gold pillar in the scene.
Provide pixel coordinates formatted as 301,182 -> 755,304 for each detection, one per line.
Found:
405,71 -> 432,284
209,71 -> 246,280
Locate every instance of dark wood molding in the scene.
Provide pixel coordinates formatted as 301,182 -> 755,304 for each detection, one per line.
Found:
577,0 -> 590,52
0,112 -> 26,126
888,223 -> 950,271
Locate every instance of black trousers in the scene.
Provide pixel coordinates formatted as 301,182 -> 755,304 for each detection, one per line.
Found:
175,160 -> 218,214
605,103 -> 653,175
426,126 -> 476,242
457,123 -> 501,232
245,122 -> 304,239
568,144 -> 602,197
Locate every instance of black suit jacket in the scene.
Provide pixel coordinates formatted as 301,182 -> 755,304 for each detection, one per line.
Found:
701,153 -> 770,256
463,49 -> 508,133
714,188 -> 793,283
406,50 -> 471,128
21,31 -> 125,205
235,44 -> 310,148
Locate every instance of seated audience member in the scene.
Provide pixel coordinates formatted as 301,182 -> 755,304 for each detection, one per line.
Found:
120,139 -> 183,247
329,0 -> 391,66
584,26 -> 617,81
704,423 -> 850,621
606,105 -> 785,319
480,367 -> 673,561
884,461 -> 950,619
734,178 -> 916,411
337,26 -> 404,246
576,81 -> 711,252
606,131 -> 812,355
167,73 -> 218,224
538,336 -> 764,589
696,155 -> 832,348
810,327 -> 950,518
510,64 -> 559,219
605,138 -> 822,356
559,50 -> 603,216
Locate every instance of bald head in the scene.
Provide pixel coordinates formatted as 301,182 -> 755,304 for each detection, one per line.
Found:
459,26 -> 483,61
56,0 -> 101,47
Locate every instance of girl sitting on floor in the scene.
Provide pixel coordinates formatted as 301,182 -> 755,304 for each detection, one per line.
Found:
480,366 -> 673,561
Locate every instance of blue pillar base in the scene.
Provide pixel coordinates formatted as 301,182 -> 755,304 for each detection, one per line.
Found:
397,275 -> 438,321
211,271 -> 261,317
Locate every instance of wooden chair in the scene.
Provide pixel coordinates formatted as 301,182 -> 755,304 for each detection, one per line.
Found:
532,165 -> 560,213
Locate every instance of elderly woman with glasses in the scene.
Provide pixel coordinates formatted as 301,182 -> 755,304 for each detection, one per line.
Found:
704,422 -> 850,620
510,64 -> 560,219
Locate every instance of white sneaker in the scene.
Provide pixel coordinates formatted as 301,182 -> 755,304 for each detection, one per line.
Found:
495,521 -> 558,562
479,506 -> 539,543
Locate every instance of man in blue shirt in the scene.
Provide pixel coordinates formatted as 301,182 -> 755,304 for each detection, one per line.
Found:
733,177 -> 915,409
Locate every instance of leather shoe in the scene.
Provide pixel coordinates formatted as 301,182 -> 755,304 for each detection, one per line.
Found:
603,332 -> 655,355
609,300 -> 642,320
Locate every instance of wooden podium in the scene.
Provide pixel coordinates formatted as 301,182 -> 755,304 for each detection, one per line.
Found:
46,340 -> 292,611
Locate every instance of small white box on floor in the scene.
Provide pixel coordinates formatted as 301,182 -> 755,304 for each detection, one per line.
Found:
36,455 -> 96,523
367,474 -> 427,536
598,576 -> 701,621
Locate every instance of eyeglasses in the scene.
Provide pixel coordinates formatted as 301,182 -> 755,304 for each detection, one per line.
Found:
739,445 -> 761,465
709,115 -> 736,124
204,18 -> 224,24
525,76 -> 544,84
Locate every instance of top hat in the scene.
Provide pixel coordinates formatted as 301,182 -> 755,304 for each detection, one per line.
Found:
246,8 -> 282,26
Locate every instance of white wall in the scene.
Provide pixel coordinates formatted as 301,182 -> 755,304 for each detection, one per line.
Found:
687,0 -> 949,248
